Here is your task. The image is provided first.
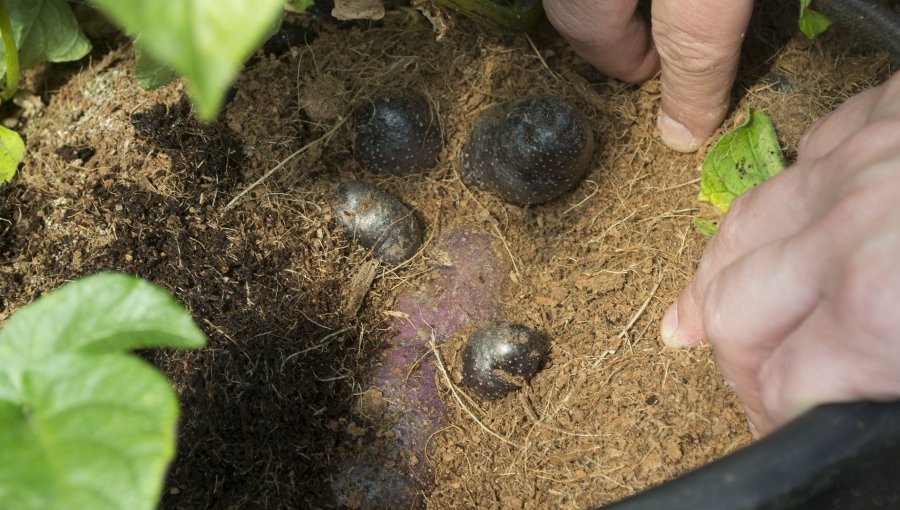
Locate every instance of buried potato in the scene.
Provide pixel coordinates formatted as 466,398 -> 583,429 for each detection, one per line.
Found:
330,181 -> 425,264
460,94 -> 594,205
461,322 -> 550,400
354,91 -> 442,175
332,229 -> 509,507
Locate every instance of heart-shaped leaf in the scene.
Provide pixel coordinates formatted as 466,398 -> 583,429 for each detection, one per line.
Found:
0,273 -> 206,510
0,0 -> 91,78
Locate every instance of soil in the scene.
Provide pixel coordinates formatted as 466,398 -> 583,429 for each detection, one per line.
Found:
0,1 -> 894,509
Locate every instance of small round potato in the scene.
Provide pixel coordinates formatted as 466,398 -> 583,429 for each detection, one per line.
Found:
330,181 -> 424,263
461,323 -> 550,399
354,92 -> 442,175
460,94 -> 594,205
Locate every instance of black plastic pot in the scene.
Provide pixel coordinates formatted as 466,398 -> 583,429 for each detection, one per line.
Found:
601,401 -> 900,510
812,0 -> 900,65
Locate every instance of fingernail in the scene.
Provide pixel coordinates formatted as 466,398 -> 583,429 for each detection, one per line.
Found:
747,417 -> 761,439
658,111 -> 701,153
660,303 -> 681,347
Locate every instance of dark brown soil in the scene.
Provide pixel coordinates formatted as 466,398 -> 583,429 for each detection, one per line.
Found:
0,2 -> 894,509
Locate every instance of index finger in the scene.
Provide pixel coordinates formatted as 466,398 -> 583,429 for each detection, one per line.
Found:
660,159 -> 823,348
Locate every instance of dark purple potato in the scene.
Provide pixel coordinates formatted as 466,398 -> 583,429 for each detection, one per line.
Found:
333,454 -> 421,509
330,181 -> 424,263
460,94 -> 594,205
354,92 -> 442,175
332,229 -> 508,507
461,323 -> 549,399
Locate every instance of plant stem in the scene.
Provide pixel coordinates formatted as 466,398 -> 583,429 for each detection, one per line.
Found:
432,0 -> 542,32
0,0 -> 18,102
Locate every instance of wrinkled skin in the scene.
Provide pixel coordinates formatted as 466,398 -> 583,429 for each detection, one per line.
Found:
333,229 -> 508,507
661,72 -> 900,434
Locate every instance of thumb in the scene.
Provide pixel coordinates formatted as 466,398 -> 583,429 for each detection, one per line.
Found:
651,0 -> 753,152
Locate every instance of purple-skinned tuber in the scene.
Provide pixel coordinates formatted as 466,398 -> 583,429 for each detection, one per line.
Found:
460,94 -> 594,205
354,92 -> 442,175
332,229 -> 508,508
461,323 -> 549,400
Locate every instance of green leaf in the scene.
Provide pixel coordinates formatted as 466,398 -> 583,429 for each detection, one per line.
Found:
0,124 -> 24,183
0,0 -> 91,78
133,42 -> 177,90
0,273 -> 206,510
799,0 -> 833,39
692,217 -> 719,237
87,0 -> 285,121
0,273 -> 205,361
0,355 -> 179,510
699,108 -> 785,213
286,0 -> 316,12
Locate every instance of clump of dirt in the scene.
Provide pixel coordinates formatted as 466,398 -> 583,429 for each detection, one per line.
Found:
0,2 -> 894,509
131,95 -> 245,192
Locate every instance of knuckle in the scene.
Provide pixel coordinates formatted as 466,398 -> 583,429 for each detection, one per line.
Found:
712,196 -> 749,257
836,119 -> 900,165
819,166 -> 900,232
835,240 -> 900,339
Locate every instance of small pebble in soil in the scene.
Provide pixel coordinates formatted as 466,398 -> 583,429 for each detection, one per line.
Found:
354,91 -> 442,175
461,323 -> 550,399
330,180 -> 424,263
460,94 -> 594,205
760,72 -> 794,94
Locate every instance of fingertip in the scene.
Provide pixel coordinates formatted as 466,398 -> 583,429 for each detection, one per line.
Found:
658,110 -> 702,153
660,302 -> 682,347
650,0 -> 753,153
660,298 -> 705,348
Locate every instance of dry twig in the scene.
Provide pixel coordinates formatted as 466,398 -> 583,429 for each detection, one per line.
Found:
224,118 -> 346,210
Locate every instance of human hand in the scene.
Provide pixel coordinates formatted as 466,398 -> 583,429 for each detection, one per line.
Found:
660,71 -> 900,435
543,0 -> 753,153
